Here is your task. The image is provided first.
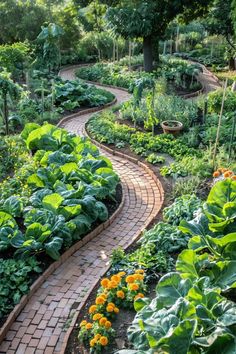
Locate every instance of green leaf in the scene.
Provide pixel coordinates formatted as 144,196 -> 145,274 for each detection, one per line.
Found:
156,272 -> 192,308
211,261 -> 236,290
2,196 -> 23,217
60,162 -> 78,175
176,250 -> 209,280
27,174 -> 45,188
45,237 -> 63,260
42,193 -> 64,212
134,298 -> 151,312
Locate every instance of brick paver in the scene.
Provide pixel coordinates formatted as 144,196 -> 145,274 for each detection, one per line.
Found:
0,67 -> 163,353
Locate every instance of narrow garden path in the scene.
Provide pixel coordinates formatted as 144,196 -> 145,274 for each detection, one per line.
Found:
0,67 -> 163,354
0,62 -> 221,354
192,61 -> 221,94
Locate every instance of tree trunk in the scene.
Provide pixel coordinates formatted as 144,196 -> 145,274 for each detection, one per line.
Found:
3,95 -> 9,135
143,36 -> 153,72
229,57 -> 235,70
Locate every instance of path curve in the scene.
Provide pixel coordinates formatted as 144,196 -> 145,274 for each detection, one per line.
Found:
0,61 -> 221,354
0,67 -> 163,354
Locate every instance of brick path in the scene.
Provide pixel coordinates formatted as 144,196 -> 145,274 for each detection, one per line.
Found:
0,61 -> 220,354
0,67 -> 163,354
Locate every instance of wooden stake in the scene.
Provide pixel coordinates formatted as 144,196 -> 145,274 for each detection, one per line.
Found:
212,79 -> 228,170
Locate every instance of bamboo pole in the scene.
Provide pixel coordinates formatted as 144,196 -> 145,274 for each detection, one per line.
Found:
212,79 -> 228,170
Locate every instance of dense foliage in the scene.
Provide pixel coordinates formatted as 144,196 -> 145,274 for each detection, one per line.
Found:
0,123 -> 119,260
117,178 -> 236,354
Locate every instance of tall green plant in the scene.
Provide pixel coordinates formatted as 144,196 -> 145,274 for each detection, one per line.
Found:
0,71 -> 21,135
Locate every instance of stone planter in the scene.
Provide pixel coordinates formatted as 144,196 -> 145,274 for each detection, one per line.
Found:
161,120 -> 183,136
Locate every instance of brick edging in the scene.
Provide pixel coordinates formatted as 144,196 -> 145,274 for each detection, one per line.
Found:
181,83 -> 204,99
59,126 -> 165,354
0,188 -> 125,345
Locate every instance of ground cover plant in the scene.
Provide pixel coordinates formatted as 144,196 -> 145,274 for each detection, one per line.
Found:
115,177 -> 236,354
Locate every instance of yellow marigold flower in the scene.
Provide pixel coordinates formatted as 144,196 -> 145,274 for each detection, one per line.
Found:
100,293 -> 107,299
89,305 -> 97,314
80,320 -> 87,327
107,280 -> 118,289
99,317 -> 107,326
118,271 -> 126,277
134,274 -> 144,281
111,274 -> 121,283
106,305 -> 114,312
116,290 -> 125,299
135,269 -> 145,274
105,320 -> 112,329
100,336 -> 109,346
101,278 -> 109,288
114,307 -> 119,314
94,334 -> 101,341
93,313 -> 103,321
125,275 -> 135,284
134,293 -> 145,300
90,339 -> 96,347
95,296 -> 106,305
85,323 -> 93,330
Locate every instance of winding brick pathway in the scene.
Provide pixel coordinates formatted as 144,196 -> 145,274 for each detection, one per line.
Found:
0,62 -> 221,354
0,67 -> 163,354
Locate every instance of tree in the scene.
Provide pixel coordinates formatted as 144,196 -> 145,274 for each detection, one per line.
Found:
0,0 -> 47,44
77,0 -> 212,72
204,0 -> 235,69
0,71 -> 21,135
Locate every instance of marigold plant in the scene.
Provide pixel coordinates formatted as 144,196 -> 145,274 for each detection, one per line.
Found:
78,269 -> 146,353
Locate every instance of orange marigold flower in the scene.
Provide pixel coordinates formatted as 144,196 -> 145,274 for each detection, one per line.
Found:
93,313 -> 103,321
134,274 -> 144,281
129,283 -> 139,291
224,171 -> 231,178
116,290 -> 125,299
213,171 -> 220,178
134,293 -> 145,300
108,302 -> 115,308
222,168 -> 228,173
94,334 -> 101,341
100,293 -> 107,299
99,317 -> 107,326
80,320 -> 87,327
231,175 -> 236,181
89,305 -> 97,314
107,280 -> 118,289
85,323 -> 93,330
90,339 -> 96,347
135,269 -> 145,274
105,320 -> 112,329
106,305 -> 114,312
118,271 -> 126,277
125,275 -> 135,283
114,307 -> 119,314
101,278 -> 109,288
95,296 -> 106,305
111,275 -> 121,283
100,336 -> 109,346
